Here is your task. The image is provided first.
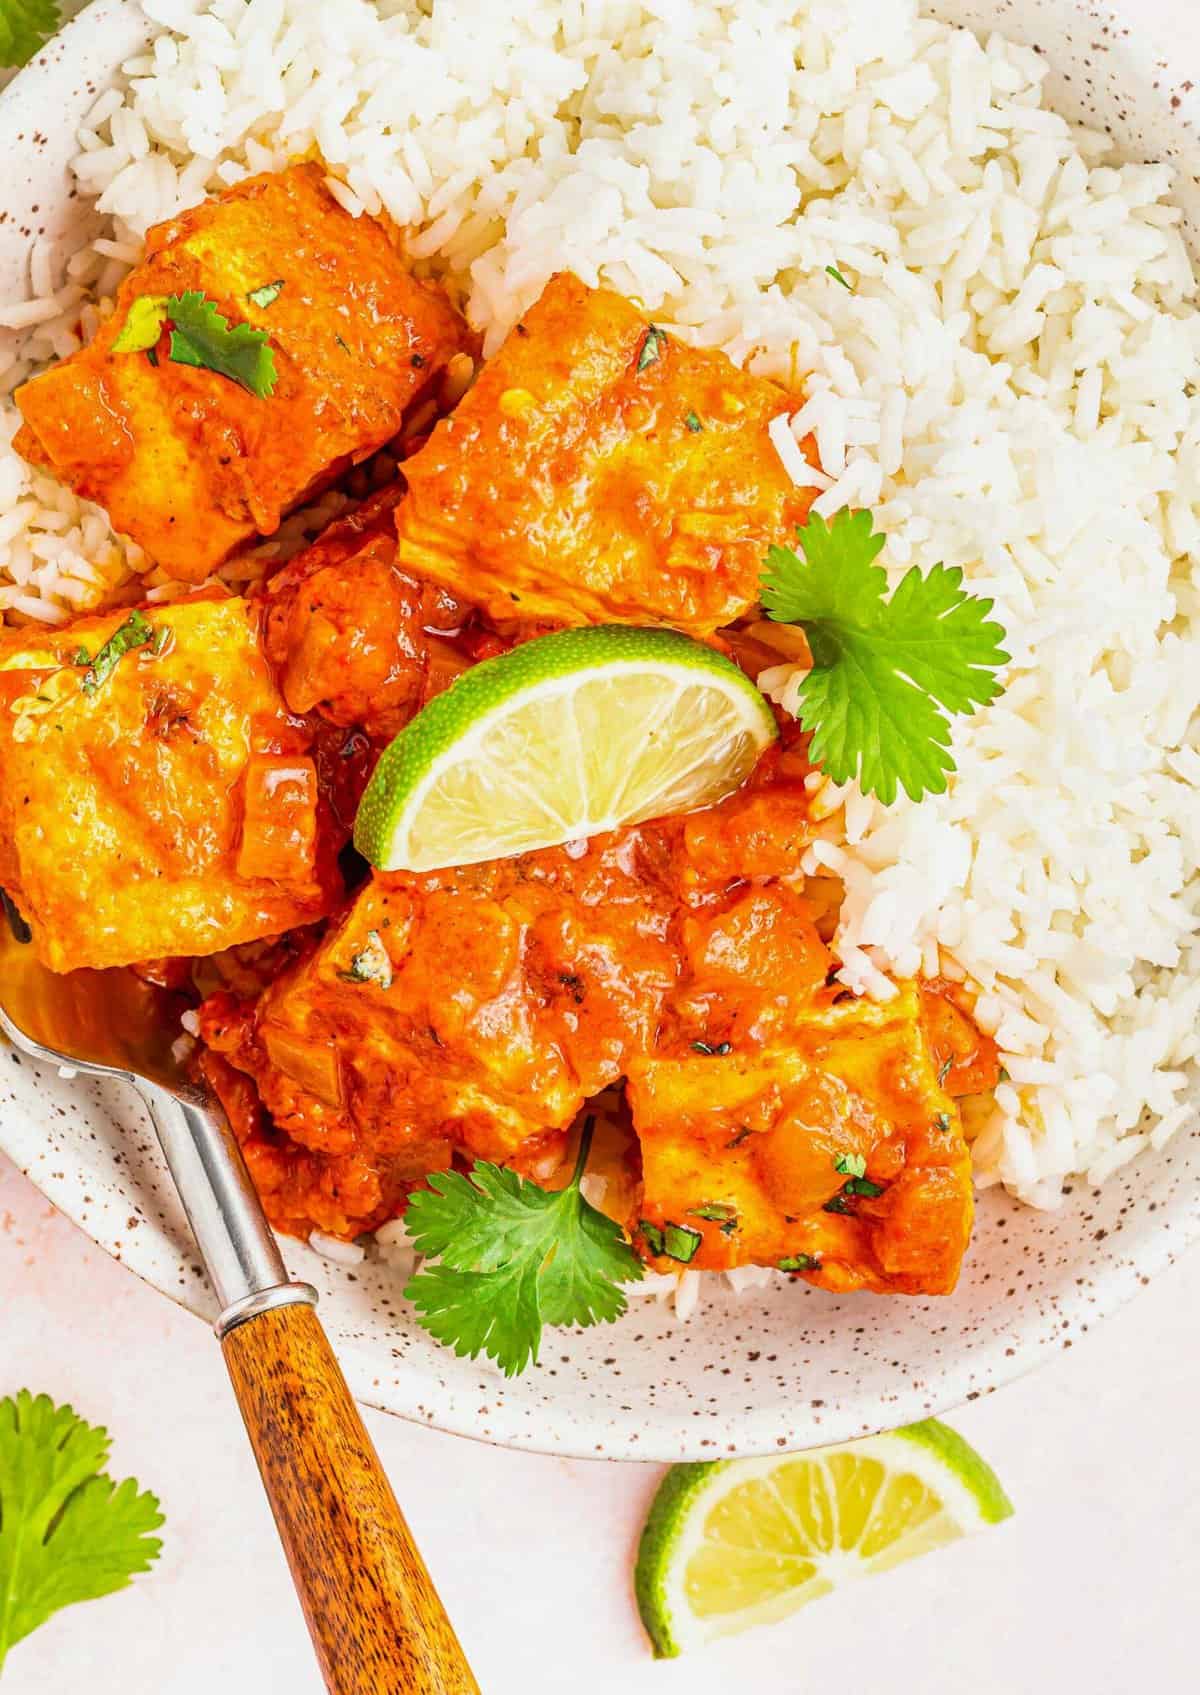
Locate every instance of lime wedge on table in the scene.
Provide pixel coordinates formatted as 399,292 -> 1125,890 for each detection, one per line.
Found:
636,1418 -> 1013,1657
354,626 -> 777,871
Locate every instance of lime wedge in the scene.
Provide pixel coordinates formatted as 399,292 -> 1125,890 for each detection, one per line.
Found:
354,626 -> 777,871
635,1419 -> 1013,1657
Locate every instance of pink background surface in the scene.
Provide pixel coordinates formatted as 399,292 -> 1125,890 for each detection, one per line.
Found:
2,5 -> 1198,1687
1,1152 -> 1196,1694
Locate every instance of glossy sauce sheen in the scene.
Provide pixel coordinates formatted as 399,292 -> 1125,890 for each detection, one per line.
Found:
0,208 -> 999,1296
0,597 -> 342,971
13,164 -> 470,579
395,272 -> 821,634
198,740 -> 995,1296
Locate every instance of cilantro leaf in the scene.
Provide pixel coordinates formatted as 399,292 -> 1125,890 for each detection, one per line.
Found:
111,295 -> 168,354
247,279 -> 285,309
637,324 -> 668,371
166,291 -> 277,397
661,1223 -> 702,1263
405,1259 -> 545,1378
78,609 -> 154,694
113,291 -> 277,396
404,1119 -> 642,1376
761,508 -> 1009,804
0,0 -> 59,68
0,1391 -> 163,1672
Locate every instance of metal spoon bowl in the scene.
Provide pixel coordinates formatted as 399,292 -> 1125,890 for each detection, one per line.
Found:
0,928 -> 477,1694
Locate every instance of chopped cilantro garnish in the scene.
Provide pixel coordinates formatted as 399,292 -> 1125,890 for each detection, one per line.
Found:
825,264 -> 853,290
637,324 -> 668,372
166,291 -> 277,396
337,929 -> 393,989
779,1253 -> 820,1272
403,1117 -> 642,1377
684,410 -> 703,432
111,294 -> 168,354
845,1175 -> 885,1198
114,292 -> 277,396
661,1223 -> 703,1264
638,1218 -> 704,1263
761,509 -> 1009,804
688,1203 -> 738,1224
640,1220 -> 665,1256
824,1155 -> 885,1212
79,610 -> 154,695
937,1057 -> 953,1086
247,279 -> 285,309
0,1391 -> 163,1672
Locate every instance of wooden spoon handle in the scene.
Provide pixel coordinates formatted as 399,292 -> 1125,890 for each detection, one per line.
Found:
222,1298 -> 479,1695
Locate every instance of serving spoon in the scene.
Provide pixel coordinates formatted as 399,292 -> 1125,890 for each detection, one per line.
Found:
0,935 -> 478,1695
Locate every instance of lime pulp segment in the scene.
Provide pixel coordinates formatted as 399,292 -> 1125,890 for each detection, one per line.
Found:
635,1418 -> 1013,1657
354,625 -> 778,872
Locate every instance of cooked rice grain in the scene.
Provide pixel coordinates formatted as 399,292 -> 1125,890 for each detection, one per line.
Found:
1,0 -> 1198,1205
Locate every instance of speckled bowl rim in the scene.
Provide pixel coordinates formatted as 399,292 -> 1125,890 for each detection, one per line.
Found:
1,0 -> 1198,1462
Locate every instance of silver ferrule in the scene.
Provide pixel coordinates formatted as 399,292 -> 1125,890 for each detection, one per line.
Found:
133,1076 -> 313,1320
214,1281 -> 318,1338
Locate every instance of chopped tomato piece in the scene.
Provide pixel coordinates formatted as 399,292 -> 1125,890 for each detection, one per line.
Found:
237,755 -> 319,884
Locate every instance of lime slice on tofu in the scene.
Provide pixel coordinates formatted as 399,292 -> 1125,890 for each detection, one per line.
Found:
354,626 -> 777,872
636,1419 -> 1013,1657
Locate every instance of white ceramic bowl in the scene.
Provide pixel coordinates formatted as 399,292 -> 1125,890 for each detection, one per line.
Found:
1,0 -> 1198,1460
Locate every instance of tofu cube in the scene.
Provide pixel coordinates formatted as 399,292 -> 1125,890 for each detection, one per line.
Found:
0,595 -> 341,970
15,164 -> 470,580
395,272 -> 818,634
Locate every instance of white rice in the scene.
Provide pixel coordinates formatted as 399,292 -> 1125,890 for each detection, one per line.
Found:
309,1229 -> 366,1267
2,0 -> 1199,1208
373,1215 -> 418,1281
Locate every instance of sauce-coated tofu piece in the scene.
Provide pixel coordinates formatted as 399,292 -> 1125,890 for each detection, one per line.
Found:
209,830 -> 682,1179
627,986 -> 974,1297
0,596 -> 341,971
192,732 -> 974,1293
259,484 -> 471,743
395,273 -> 818,634
193,749 -> 820,1242
14,165 -> 470,581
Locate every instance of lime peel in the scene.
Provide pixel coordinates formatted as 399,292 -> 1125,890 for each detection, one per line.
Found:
635,1417 -> 1013,1658
354,625 -> 778,872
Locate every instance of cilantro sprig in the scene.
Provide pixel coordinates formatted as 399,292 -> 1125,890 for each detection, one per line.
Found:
74,608 -> 155,694
404,1117 -> 643,1377
761,508 -> 1008,804
0,1392 -> 163,1672
112,290 -> 278,398
0,0 -> 59,68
